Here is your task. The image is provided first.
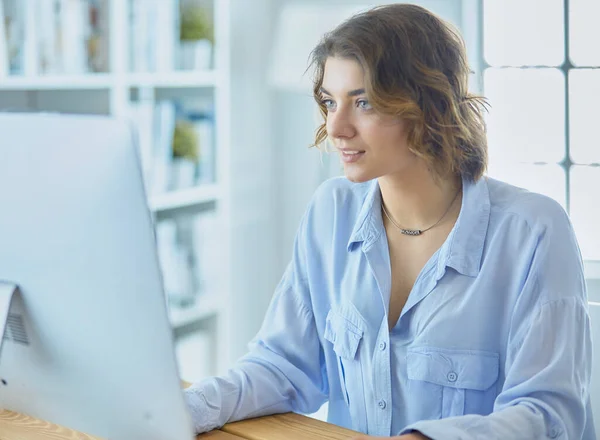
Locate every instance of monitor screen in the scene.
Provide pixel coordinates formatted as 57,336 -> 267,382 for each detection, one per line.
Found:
0,113 -> 194,440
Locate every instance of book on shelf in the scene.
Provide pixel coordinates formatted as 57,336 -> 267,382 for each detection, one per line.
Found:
156,219 -> 195,307
0,0 -> 109,76
130,0 -> 158,73
156,211 -> 222,310
187,110 -> 215,185
21,0 -> 37,75
130,0 -> 213,73
191,210 -> 223,298
37,0 -> 58,75
127,98 -> 216,197
155,0 -> 177,72
177,97 -> 216,187
0,0 -> 8,76
61,0 -> 89,74
2,0 -> 24,74
87,0 -> 108,72
130,0 -> 178,73
153,101 -> 177,195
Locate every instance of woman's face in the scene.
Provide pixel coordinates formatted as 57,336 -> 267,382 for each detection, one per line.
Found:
321,56 -> 417,183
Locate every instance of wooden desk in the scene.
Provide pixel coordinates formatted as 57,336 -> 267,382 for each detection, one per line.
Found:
0,410 -> 359,439
222,412 -> 359,440
0,381 -> 358,439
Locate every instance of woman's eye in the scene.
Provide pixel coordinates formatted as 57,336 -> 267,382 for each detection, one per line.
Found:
322,99 -> 335,110
357,99 -> 372,110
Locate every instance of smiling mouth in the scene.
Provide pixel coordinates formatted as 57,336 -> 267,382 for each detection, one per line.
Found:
339,150 -> 366,163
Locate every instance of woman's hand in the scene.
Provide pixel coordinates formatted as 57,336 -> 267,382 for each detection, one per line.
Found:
351,433 -> 429,440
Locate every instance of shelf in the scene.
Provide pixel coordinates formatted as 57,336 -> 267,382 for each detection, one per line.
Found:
148,184 -> 221,217
168,294 -> 222,330
0,71 -> 218,91
126,71 -> 218,88
0,74 -> 114,90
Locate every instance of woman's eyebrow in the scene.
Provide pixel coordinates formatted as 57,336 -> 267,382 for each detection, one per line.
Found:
319,87 -> 366,97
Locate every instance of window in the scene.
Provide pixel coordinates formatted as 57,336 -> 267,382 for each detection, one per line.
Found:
483,0 -> 600,261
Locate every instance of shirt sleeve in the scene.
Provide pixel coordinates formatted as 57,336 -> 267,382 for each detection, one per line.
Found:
401,207 -> 593,440
183,213 -> 328,434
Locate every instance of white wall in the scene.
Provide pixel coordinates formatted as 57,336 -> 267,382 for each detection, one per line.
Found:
225,0 -> 280,365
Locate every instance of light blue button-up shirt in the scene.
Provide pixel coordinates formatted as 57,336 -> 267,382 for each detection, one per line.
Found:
185,176 -> 595,440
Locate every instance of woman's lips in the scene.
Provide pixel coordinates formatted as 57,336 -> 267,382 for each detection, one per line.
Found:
339,150 -> 365,163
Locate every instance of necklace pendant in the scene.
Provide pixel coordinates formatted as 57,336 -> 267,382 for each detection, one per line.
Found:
400,228 -> 422,236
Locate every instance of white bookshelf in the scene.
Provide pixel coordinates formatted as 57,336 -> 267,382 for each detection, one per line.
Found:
149,183 -> 221,215
0,0 -> 232,378
0,0 -> 285,381
126,71 -> 218,88
0,74 -> 115,90
0,72 -> 218,91
168,293 -> 222,330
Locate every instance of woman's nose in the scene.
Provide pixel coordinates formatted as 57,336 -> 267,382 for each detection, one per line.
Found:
327,107 -> 356,140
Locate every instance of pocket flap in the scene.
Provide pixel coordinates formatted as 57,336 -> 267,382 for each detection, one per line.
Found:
407,346 -> 499,390
323,309 -> 364,360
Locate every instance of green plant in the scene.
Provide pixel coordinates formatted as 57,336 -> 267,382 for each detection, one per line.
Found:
179,5 -> 213,42
172,121 -> 199,161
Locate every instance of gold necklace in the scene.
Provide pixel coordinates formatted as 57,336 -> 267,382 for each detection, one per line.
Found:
381,188 -> 461,236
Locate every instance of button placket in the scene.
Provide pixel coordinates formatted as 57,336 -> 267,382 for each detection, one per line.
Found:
447,371 -> 458,383
373,320 -> 392,434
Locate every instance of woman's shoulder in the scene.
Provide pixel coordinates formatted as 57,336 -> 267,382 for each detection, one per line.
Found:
308,176 -> 374,216
300,177 -> 375,240
484,177 -> 584,302
486,177 -> 570,233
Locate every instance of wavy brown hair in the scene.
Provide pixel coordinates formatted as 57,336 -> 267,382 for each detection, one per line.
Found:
309,4 -> 489,181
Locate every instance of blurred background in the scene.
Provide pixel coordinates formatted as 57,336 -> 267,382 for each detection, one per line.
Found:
0,0 -> 598,403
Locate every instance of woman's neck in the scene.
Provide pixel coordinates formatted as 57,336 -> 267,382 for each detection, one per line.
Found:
378,165 -> 462,232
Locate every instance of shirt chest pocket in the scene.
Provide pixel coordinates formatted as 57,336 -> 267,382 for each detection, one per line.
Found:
323,309 -> 368,432
407,346 -> 500,419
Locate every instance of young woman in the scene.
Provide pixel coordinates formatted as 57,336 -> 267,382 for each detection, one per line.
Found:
185,4 -> 594,439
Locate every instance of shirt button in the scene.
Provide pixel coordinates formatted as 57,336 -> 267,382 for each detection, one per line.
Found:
378,341 -> 386,351
378,399 -> 387,410
447,371 -> 458,383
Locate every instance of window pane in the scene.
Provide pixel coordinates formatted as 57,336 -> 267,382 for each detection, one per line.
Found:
487,163 -> 566,209
485,68 -> 565,164
571,166 -> 600,260
569,69 -> 600,164
570,0 -> 600,66
483,0 -> 564,67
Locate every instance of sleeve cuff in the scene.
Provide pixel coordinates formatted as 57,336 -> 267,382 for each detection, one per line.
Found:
400,419 -> 471,440
183,386 -> 222,434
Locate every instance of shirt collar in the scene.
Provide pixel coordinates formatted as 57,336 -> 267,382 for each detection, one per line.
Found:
347,180 -> 383,252
437,176 -> 491,278
347,176 -> 491,278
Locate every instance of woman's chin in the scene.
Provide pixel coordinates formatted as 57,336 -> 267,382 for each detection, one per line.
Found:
343,167 -> 374,183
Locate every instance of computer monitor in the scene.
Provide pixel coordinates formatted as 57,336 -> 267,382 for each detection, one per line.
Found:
0,113 -> 195,440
